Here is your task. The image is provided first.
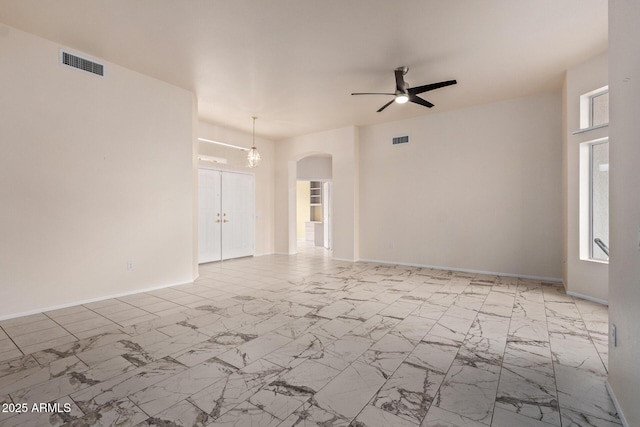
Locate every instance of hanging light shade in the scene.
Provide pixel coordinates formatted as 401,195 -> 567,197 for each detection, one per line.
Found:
247,116 -> 261,168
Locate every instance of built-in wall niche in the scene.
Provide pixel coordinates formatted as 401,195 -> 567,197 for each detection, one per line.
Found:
310,181 -> 322,221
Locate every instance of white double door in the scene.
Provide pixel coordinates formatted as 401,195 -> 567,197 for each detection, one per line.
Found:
198,169 -> 255,263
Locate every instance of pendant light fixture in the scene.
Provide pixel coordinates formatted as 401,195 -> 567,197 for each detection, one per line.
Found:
247,116 -> 261,168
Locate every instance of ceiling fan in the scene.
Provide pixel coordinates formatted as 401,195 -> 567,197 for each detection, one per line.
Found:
351,66 -> 457,112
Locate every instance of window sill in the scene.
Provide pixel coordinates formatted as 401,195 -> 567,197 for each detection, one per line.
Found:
580,257 -> 609,265
572,123 -> 608,135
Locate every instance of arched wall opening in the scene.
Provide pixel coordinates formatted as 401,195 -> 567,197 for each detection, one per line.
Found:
295,154 -> 332,254
273,126 -> 359,261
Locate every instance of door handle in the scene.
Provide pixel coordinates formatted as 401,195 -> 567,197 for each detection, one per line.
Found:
223,219 -> 229,223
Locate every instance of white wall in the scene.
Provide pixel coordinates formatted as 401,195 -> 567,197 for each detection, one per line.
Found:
296,181 -> 310,239
358,93 -> 563,279
297,156 -> 332,180
563,52 -> 609,302
608,1 -> 640,425
274,126 -> 359,260
198,120 -> 275,256
0,25 -> 196,318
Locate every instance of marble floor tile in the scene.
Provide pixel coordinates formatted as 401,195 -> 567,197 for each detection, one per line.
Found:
141,399 -> 211,426
278,400 -> 350,427
73,397 -> 149,427
559,407 -> 622,427
349,314 -> 402,341
468,313 -> 510,340
433,364 -> 500,425
67,321 -> 120,339
491,406 -> 558,427
324,334 -> 373,364
314,361 -> 387,420
0,342 -> 24,364
206,400 -> 281,426
2,317 -> 61,337
273,315 -> 330,341
389,315 -> 436,343
217,332 -> 292,369
17,335 -> 79,361
512,301 -> 547,321
358,333 -> 414,376
429,315 -> 475,342
494,364 -> 560,426
404,334 -> 459,375
269,359 -> 340,397
31,329 -> 130,365
0,354 -> 39,378
188,359 -> 284,420
353,404 -> 419,427
263,332 -> 334,369
479,293 -> 515,317
0,255 -> 617,427
508,317 -> 549,342
314,299 -> 358,319
455,335 -> 506,374
70,357 -> 188,411
128,357 -> 238,416
309,316 -> 363,339
378,301 -> 419,319
371,361 -> 445,424
421,406 -> 485,427
0,354 -> 86,396
248,388 -> 307,420
10,326 -> 73,349
44,309 -> 104,327
502,337 -> 554,375
549,332 -> 606,375
554,364 -> 620,424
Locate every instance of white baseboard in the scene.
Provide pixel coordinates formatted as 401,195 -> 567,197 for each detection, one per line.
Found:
357,258 -> 563,283
606,381 -> 630,427
331,257 -> 357,262
0,278 -> 196,321
253,252 -> 274,257
566,291 -> 609,306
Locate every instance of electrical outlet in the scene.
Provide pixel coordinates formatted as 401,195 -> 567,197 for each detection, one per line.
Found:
611,324 -> 617,347
126,261 -> 134,271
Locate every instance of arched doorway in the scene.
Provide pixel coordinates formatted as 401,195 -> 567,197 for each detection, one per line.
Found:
294,153 -> 332,256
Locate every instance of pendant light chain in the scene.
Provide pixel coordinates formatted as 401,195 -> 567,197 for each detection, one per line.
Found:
247,116 -> 261,168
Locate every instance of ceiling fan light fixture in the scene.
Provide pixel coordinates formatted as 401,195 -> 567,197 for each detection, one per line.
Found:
247,116 -> 261,168
395,93 -> 409,104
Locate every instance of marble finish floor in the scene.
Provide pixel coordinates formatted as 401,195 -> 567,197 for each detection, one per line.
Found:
0,254 -> 618,426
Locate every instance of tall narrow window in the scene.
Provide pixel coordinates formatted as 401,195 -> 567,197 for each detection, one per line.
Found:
590,140 -> 609,260
579,86 -> 609,130
590,91 -> 609,127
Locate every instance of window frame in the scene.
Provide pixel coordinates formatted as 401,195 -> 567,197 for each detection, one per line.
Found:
579,137 -> 609,263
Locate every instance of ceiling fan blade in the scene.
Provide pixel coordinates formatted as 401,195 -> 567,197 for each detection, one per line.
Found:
408,80 -> 457,95
410,95 -> 434,108
377,99 -> 395,112
394,68 -> 406,92
351,92 -> 395,96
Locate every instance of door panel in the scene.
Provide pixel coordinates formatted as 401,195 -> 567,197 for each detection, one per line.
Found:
221,172 -> 255,260
198,169 -> 221,263
323,182 -> 331,249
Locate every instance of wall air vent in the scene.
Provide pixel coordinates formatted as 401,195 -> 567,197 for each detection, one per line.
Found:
392,135 -> 410,145
60,50 -> 104,77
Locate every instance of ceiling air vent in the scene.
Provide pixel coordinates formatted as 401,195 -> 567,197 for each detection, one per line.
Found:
60,50 -> 104,77
392,135 -> 410,145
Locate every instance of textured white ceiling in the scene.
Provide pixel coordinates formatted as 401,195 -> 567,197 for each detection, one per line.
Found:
0,0 -> 607,140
